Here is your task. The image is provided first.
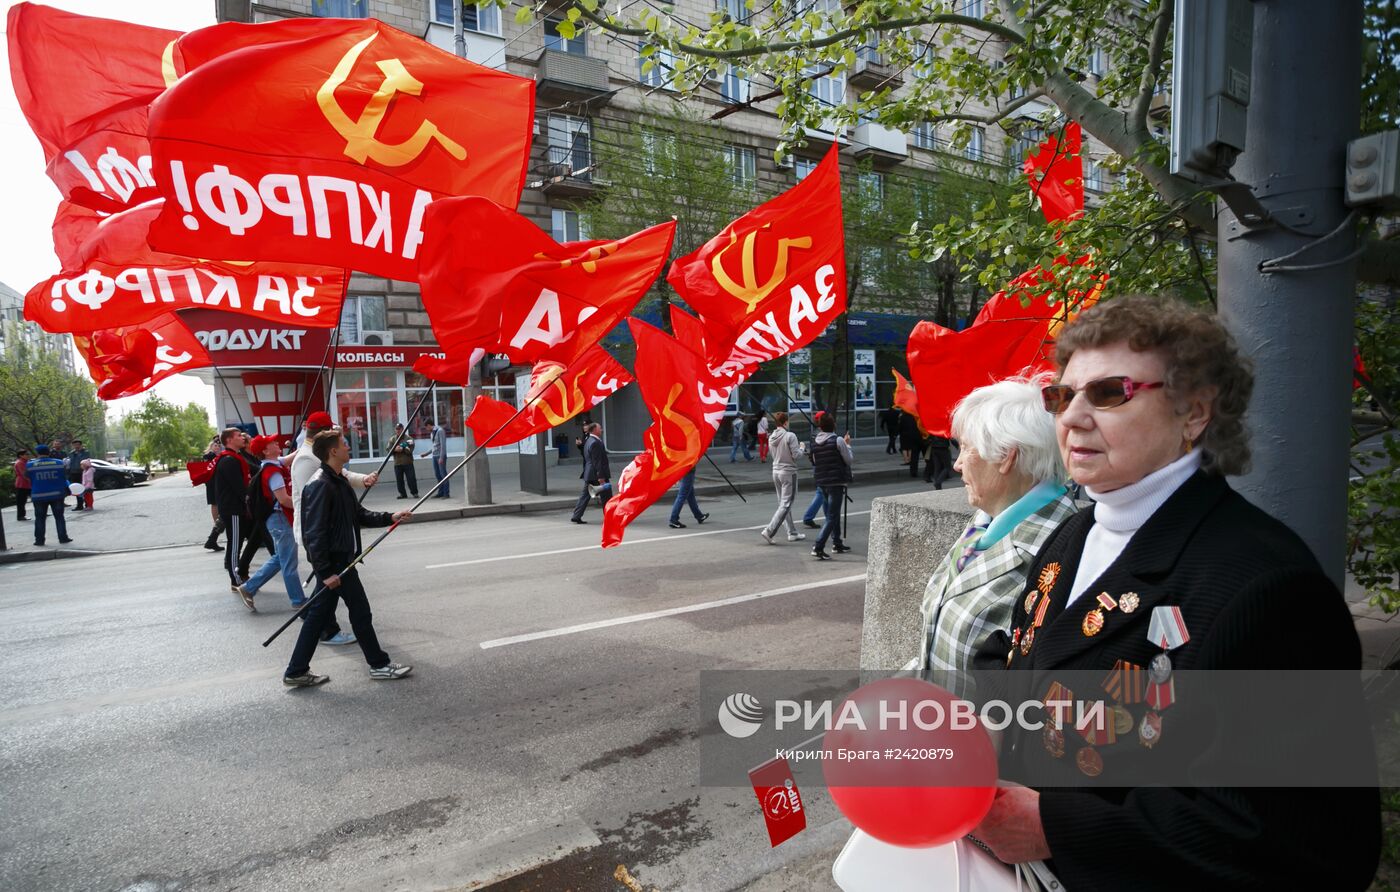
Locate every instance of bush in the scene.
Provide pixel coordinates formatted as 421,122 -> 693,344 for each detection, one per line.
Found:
0,465 -> 12,509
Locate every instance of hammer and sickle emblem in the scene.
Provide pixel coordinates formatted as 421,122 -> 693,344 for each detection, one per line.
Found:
536,365 -> 589,427
652,383 -> 700,471
710,223 -> 813,314
534,242 -> 623,274
317,34 -> 468,167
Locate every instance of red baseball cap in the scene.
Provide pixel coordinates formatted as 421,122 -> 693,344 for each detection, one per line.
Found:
249,435 -> 281,457
305,411 -> 334,429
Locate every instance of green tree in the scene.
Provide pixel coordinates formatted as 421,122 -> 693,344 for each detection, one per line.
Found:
130,397 -> 213,471
0,343 -> 104,458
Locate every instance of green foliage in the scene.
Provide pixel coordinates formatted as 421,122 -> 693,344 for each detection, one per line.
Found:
1363,0 -> 1400,134
129,398 -> 214,471
0,344 -> 104,459
1351,297 -> 1400,610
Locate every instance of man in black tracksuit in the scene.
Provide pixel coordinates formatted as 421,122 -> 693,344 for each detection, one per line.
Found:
212,427 -> 260,590
283,430 -> 412,687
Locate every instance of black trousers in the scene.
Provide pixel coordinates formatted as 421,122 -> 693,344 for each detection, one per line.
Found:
220,512 -> 261,585
885,433 -> 898,454
68,477 -> 84,510
205,515 -> 224,548
15,487 -> 29,521
925,446 -> 952,487
393,463 -> 418,497
285,566 -> 389,677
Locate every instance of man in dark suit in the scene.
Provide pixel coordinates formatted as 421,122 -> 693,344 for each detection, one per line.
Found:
569,422 -> 611,524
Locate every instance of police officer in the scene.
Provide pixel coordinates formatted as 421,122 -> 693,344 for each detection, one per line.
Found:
26,445 -> 72,546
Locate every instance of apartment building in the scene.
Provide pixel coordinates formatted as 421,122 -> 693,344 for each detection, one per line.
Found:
0,281 -> 76,374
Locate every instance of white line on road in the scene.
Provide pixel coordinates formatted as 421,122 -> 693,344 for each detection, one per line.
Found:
479,574 -> 867,649
425,511 -> 872,569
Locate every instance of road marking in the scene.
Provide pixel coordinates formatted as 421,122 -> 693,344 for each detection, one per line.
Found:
479,574 -> 867,649
426,511 -> 872,569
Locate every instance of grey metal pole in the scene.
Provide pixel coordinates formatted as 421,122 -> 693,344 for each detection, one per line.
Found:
464,361 -> 493,505
1215,0 -> 1361,583
453,0 -> 465,59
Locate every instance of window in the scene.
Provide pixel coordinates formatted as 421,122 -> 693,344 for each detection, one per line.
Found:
858,171 -> 884,211
312,0 -> 368,16
639,48 -> 676,89
960,0 -> 983,16
857,44 -> 882,66
794,157 -> 819,180
807,64 -> 845,107
544,17 -> 586,55
431,0 -> 502,35
718,0 -> 750,23
727,145 -> 756,188
964,126 -> 985,161
1011,125 -> 1046,166
1084,159 -> 1106,193
338,295 -> 387,344
1087,46 -> 1106,78
547,114 -> 592,178
721,65 -> 750,103
551,208 -> 585,242
912,122 -> 937,150
641,129 -> 677,174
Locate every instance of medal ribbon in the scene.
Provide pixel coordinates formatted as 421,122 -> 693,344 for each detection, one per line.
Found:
1148,605 -> 1190,650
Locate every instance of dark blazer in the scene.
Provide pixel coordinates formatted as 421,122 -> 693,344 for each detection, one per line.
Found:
579,435 -> 610,485
973,472 -> 1380,890
301,464 -> 394,581
897,411 -> 922,452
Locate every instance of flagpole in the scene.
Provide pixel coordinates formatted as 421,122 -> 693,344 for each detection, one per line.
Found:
263,359 -> 579,649
294,324 -> 340,426
702,453 -> 747,503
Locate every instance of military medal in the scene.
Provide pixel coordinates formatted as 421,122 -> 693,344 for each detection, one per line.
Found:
1024,590 -> 1038,615
1148,605 -> 1190,651
1149,652 -> 1172,684
1020,627 -> 1035,655
1037,562 -> 1060,595
1075,746 -> 1104,777
1139,710 -> 1162,748
1112,703 -> 1134,736
1118,592 -> 1140,614
1043,725 -> 1065,758
1075,702 -> 1117,746
1096,592 -> 1118,612
1082,608 -> 1105,636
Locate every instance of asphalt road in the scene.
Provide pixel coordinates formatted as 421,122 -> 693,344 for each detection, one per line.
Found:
0,478 -> 937,892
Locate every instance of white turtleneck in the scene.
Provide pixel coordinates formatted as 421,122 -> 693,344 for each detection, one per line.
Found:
1067,450 -> 1203,605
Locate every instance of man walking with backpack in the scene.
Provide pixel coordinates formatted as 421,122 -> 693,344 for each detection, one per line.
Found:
236,435 -> 306,611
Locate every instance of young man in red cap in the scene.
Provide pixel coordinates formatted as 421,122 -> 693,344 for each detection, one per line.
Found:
235,435 -> 305,611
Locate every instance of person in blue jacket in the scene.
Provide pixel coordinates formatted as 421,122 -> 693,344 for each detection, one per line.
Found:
26,444 -> 72,546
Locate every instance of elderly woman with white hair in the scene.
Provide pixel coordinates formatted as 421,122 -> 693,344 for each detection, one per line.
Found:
916,376 -> 1077,690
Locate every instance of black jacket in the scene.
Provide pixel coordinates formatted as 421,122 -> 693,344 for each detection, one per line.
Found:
301,463 -> 394,581
211,449 -> 251,517
972,472 -> 1380,890
579,435 -> 610,485
811,432 -> 851,487
202,450 -> 218,506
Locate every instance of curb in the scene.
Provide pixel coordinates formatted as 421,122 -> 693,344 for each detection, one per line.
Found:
0,466 -> 922,565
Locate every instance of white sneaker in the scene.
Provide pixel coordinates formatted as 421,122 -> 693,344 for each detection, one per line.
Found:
759,529 -> 775,545
787,532 -> 806,541
369,662 -> 413,680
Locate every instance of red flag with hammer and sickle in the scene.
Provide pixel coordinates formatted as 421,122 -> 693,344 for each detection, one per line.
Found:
147,17 -> 535,280
418,196 -> 676,366
667,145 -> 846,376
27,201 -> 347,334
465,347 -> 631,448
72,312 -> 211,400
7,2 -> 181,213
602,318 -> 739,548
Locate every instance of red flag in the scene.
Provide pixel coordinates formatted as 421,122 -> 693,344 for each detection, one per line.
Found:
27,201 -> 346,334
73,312 -> 211,400
749,757 -> 807,847
148,18 -> 535,280
7,3 -> 179,212
418,196 -> 676,365
465,347 -> 631,448
602,318 -> 735,547
412,348 -> 485,387
1024,123 -> 1084,223
667,146 -> 846,375
892,369 -> 919,419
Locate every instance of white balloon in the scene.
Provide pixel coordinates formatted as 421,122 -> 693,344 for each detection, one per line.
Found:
69,482 -> 85,496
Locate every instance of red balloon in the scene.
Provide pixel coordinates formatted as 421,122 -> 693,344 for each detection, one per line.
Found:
821,677 -> 997,848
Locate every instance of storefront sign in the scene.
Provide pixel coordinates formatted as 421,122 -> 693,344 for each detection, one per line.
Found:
854,349 -> 876,410
180,309 -> 442,369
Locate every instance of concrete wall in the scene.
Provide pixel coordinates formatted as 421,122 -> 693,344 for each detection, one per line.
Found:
860,489 -> 975,671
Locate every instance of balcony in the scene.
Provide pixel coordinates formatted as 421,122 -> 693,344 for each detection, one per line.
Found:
536,50 -> 612,103
851,122 -> 908,165
538,147 -> 603,198
848,55 -> 904,92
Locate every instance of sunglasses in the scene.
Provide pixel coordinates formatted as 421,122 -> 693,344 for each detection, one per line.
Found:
1041,376 -> 1165,414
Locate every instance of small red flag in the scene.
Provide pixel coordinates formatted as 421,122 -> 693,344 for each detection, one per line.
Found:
1024,123 -> 1084,223
748,757 -> 807,848
73,312 -> 211,400
465,347 -> 631,448
412,348 -> 485,387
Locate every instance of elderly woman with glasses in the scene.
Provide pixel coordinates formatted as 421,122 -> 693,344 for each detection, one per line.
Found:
916,376 -> 1076,695
969,296 -> 1378,889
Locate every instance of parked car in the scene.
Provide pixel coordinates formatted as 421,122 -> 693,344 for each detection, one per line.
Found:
88,459 -> 148,490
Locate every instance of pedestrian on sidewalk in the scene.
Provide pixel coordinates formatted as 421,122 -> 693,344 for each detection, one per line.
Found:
200,437 -> 225,552
282,430 -> 413,687
213,427 -> 259,591
291,411 -> 377,647
729,413 -> 753,462
388,423 -> 418,499
668,468 -> 709,529
756,412 -> 770,463
66,439 -> 90,510
80,459 -> 94,509
13,448 -> 31,522
237,435 -> 306,611
923,434 -> 954,489
570,422 -> 611,524
419,419 -> 449,498
26,445 -> 71,546
759,412 -> 804,544
898,410 -> 921,474
881,406 -> 900,455
810,414 -> 852,560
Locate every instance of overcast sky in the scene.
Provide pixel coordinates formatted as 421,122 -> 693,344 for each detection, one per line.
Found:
1,1 -> 219,421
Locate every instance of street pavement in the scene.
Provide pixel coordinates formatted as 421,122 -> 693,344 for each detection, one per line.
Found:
0,467 -> 925,892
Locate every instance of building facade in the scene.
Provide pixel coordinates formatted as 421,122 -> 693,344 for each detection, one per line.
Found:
0,280 -> 77,374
